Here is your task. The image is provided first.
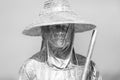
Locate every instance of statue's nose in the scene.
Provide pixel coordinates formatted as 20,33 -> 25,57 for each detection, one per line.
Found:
58,32 -> 65,36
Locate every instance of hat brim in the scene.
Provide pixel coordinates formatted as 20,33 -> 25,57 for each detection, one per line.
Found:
23,11 -> 96,36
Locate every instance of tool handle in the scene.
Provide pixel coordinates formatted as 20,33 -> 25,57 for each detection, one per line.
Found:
81,29 -> 97,80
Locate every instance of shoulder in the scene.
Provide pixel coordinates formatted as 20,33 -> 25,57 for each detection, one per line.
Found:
19,58 -> 44,73
19,59 -> 38,71
19,59 -> 45,80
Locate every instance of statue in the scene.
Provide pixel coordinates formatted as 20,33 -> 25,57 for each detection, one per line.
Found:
19,0 -> 102,80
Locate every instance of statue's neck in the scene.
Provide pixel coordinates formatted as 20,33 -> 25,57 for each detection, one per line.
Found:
47,41 -> 72,60
47,52 -> 72,69
46,42 -> 73,69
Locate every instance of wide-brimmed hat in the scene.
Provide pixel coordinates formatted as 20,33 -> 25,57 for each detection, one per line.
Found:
23,0 -> 96,36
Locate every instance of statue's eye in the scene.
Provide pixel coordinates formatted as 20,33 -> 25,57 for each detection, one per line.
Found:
49,26 -> 56,31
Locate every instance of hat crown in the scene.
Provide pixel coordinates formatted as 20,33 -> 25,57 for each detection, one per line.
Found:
40,0 -> 71,14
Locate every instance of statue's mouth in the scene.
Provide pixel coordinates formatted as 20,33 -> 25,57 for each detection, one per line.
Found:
55,39 -> 66,48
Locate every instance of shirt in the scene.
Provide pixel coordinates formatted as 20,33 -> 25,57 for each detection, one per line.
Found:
19,52 -> 102,80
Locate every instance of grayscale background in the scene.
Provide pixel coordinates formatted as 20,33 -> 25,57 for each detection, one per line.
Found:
0,0 -> 120,80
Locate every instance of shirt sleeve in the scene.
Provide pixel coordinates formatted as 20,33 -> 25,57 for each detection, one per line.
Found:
87,61 -> 102,80
19,60 -> 36,80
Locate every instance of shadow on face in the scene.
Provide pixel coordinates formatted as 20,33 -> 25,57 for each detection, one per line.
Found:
41,24 -> 74,48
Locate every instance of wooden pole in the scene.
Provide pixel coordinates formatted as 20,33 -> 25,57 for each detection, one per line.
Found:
81,29 -> 97,80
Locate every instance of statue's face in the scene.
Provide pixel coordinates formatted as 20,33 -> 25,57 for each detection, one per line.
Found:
49,24 -> 69,48
41,24 -> 74,59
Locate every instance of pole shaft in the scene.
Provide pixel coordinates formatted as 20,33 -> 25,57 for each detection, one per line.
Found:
81,29 -> 97,80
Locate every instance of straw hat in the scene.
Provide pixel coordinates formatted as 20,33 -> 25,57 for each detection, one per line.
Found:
23,0 -> 96,36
